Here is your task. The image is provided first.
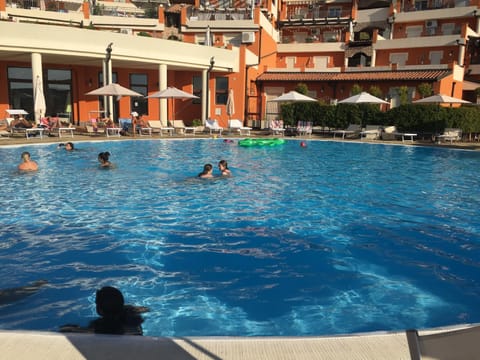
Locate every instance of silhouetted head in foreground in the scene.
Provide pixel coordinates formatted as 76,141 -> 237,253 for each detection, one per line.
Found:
91,286 -> 146,335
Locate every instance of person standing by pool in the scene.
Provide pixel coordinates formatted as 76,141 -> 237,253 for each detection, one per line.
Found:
18,151 -> 38,171
198,163 -> 213,178
98,151 -> 113,168
218,160 -> 231,176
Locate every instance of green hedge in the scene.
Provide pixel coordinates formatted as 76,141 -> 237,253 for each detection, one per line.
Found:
279,103 -> 480,136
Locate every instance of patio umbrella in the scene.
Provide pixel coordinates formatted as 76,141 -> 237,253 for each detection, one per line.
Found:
337,92 -> 389,104
34,76 -> 46,124
86,83 -> 143,97
337,92 -> 389,126
270,91 -> 317,103
412,94 -> 471,105
146,86 -> 199,124
226,88 -> 235,119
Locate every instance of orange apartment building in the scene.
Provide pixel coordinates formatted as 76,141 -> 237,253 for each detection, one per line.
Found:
0,0 -> 478,128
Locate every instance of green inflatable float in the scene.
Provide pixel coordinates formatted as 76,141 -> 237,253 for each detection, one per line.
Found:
238,138 -> 286,147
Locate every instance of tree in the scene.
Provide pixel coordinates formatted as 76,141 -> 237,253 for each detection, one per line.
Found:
368,86 -> 382,98
295,83 -> 308,95
418,83 -> 433,98
351,84 -> 362,95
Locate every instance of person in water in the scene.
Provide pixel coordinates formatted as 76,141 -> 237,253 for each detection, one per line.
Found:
218,160 -> 231,176
60,286 -> 148,335
198,163 -> 213,178
98,151 -> 112,167
18,151 -> 38,171
58,142 -> 74,151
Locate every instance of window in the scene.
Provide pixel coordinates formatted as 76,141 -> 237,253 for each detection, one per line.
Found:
193,76 -> 202,104
327,7 -> 341,18
46,69 -> 72,120
7,67 -> 33,119
215,77 -> 228,105
130,73 -> 148,116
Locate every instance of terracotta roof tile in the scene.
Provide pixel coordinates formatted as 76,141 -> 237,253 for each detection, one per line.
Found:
256,70 -> 451,82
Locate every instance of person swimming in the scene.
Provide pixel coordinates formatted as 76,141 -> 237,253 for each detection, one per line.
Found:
58,142 -> 74,151
218,160 -> 231,176
198,163 -> 213,178
98,151 -> 112,168
18,151 -> 38,171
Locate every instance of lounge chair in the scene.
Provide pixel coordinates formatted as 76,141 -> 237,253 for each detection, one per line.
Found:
407,325 -> 480,360
171,120 -> 196,136
228,119 -> 252,136
297,121 -> 312,137
205,119 -> 223,135
360,125 -> 381,140
332,124 -> 361,139
436,128 -> 462,143
147,120 -> 174,136
269,120 -> 285,136
380,126 -> 417,142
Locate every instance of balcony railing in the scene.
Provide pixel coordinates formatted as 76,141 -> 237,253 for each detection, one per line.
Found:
188,7 -> 253,20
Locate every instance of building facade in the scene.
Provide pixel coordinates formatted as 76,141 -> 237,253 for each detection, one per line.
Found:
0,0 -> 478,128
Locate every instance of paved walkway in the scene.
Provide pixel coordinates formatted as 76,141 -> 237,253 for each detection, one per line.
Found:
1,324 -> 479,360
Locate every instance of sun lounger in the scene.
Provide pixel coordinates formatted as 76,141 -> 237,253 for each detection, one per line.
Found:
228,119 -> 251,136
205,119 -> 223,135
56,127 -> 76,138
147,120 -> 174,136
297,121 -> 312,137
360,125 -> 381,140
407,325 -> 480,360
435,128 -> 462,144
269,120 -> 285,136
172,120 -> 196,136
332,124 -> 361,139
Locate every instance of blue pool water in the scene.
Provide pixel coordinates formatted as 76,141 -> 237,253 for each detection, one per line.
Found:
0,139 -> 479,337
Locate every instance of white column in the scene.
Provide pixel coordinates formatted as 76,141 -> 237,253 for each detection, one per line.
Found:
107,56 -> 113,120
458,40 -> 466,67
102,60 -> 107,118
202,69 -> 208,123
371,48 -> 376,67
31,53 -> 43,124
159,63 -> 167,126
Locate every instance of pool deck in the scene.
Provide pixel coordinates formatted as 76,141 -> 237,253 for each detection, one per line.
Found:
1,323 -> 479,359
1,129 -> 480,151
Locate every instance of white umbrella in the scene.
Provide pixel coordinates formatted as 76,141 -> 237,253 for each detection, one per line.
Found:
34,76 -> 46,124
271,91 -> 317,102
226,88 -> 235,119
412,94 -> 471,104
146,86 -> 199,123
86,83 -> 143,97
338,92 -> 389,104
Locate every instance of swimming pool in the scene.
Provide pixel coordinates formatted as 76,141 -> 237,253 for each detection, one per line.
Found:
0,139 -> 479,337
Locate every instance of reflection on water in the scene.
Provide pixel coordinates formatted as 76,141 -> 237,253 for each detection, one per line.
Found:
0,140 -> 479,336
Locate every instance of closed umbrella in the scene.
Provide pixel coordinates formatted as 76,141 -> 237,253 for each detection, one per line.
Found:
34,76 -> 46,124
146,86 -> 199,125
226,88 -> 235,119
205,25 -> 212,47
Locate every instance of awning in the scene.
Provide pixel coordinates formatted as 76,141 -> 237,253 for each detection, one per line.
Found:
462,80 -> 480,91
